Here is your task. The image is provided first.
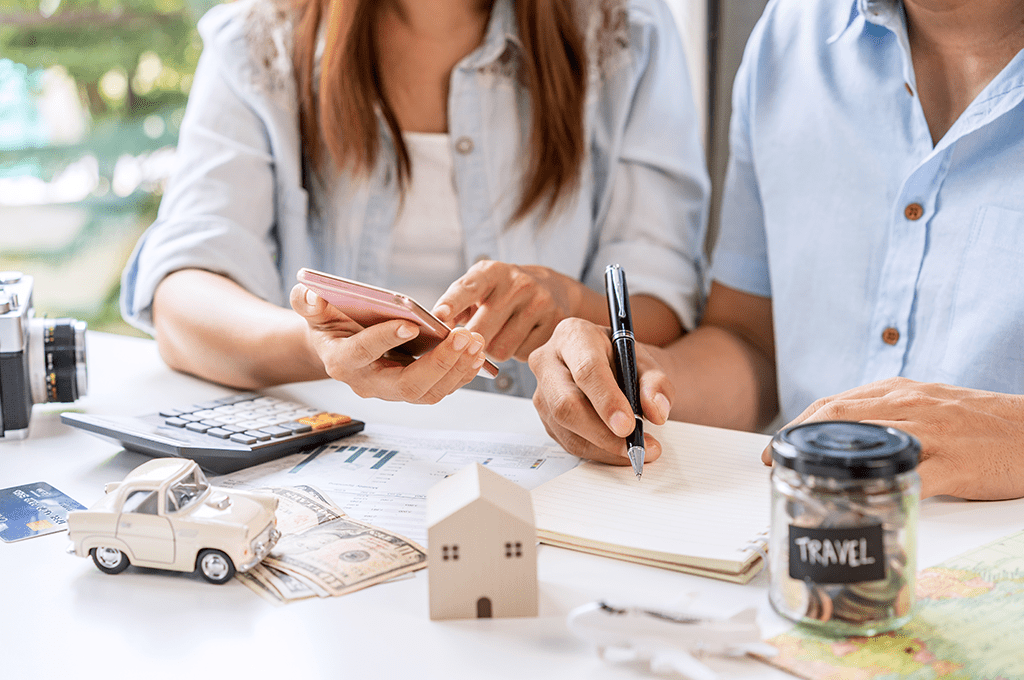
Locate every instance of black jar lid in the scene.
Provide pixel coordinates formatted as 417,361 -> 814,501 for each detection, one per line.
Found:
770,421 -> 920,479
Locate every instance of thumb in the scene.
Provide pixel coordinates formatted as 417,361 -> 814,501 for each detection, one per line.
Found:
291,284 -> 328,317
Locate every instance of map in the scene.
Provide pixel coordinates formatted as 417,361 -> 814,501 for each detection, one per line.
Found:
760,529 -> 1024,679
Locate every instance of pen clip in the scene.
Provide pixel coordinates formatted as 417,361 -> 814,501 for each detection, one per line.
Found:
609,265 -> 627,320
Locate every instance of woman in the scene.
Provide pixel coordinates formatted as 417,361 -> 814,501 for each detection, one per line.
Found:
121,0 -> 709,403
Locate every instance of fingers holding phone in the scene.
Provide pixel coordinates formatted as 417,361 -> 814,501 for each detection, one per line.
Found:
290,283 -> 487,403
434,260 -> 581,362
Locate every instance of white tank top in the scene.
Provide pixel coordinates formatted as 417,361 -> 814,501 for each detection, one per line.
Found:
385,132 -> 466,309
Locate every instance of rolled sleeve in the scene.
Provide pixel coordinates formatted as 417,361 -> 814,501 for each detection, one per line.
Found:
589,0 -> 711,331
120,7 -> 282,335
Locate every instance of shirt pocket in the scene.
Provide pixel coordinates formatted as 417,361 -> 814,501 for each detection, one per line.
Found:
940,205 -> 1024,392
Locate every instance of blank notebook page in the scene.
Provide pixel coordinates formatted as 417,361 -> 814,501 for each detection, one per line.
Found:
533,420 -> 773,570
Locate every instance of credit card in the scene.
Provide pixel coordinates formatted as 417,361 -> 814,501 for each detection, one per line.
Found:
0,482 -> 86,542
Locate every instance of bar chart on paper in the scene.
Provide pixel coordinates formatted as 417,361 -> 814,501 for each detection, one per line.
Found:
216,424 -> 579,544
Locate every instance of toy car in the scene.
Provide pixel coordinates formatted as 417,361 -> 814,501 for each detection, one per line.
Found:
67,458 -> 280,584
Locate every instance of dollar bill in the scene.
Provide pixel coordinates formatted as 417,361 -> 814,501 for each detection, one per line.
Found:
236,485 -> 425,603
264,515 -> 427,597
253,485 -> 346,536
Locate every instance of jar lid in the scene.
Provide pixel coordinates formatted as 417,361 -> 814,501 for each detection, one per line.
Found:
770,421 -> 920,479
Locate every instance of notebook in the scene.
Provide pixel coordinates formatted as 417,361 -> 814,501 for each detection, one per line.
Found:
532,420 -> 773,584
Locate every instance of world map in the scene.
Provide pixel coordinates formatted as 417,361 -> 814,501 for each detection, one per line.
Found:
760,529 -> 1024,679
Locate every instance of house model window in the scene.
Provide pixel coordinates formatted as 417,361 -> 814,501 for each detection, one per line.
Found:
426,463 -> 538,620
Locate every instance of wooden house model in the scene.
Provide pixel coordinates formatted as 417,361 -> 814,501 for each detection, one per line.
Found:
426,463 -> 538,620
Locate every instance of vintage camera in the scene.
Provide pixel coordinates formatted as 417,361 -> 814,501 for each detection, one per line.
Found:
0,271 -> 87,439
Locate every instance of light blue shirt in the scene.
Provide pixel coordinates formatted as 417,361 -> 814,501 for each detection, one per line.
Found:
712,0 -> 1024,421
121,0 -> 710,398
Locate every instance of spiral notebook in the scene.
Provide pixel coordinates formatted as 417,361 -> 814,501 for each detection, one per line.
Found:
532,420 -> 773,584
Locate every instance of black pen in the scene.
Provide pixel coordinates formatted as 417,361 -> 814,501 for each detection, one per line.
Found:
604,264 -> 645,479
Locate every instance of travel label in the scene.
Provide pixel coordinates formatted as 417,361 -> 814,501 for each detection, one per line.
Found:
788,524 -> 886,583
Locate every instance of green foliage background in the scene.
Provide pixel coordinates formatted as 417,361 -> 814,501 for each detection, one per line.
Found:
0,0 -> 214,335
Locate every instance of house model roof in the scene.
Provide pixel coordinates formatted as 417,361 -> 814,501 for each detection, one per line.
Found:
426,463 -> 534,528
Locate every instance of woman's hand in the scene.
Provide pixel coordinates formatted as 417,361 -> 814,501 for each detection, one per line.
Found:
432,260 -> 590,363
291,284 -> 487,404
761,377 -> 1024,500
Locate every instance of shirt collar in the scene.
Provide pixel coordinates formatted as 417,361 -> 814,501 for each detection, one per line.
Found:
827,0 -> 903,44
459,0 -> 523,71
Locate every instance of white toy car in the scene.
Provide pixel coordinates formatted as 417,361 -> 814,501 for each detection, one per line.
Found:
67,459 -> 279,584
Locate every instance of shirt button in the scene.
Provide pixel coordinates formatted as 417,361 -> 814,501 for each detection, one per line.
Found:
904,203 -> 924,221
455,136 -> 474,155
882,327 -> 900,345
495,374 -> 514,392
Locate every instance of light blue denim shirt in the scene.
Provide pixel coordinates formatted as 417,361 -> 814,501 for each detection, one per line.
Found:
121,0 -> 710,398
712,0 -> 1024,421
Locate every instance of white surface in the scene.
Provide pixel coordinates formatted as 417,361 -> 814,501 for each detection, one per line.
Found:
2,332 -> 1022,679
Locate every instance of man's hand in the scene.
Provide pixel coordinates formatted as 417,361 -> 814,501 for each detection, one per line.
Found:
761,377 -> 1024,500
291,284 -> 487,404
529,318 -> 673,465
433,260 -> 588,363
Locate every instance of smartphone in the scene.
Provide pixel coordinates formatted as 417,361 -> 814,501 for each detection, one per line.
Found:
296,268 -> 499,378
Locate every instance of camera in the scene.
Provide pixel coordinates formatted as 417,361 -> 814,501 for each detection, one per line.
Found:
0,271 -> 87,439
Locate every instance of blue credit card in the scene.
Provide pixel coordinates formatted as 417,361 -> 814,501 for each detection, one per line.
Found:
0,482 -> 86,542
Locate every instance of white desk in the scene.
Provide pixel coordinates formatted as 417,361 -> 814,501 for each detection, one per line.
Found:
3,332 -> 1021,679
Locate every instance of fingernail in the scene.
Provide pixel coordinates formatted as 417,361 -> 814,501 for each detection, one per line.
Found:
435,304 -> 450,319
468,338 -> 483,354
654,393 -> 670,420
452,332 -> 469,351
397,324 -> 417,339
304,289 -> 319,306
610,411 -> 633,436
473,354 -> 486,368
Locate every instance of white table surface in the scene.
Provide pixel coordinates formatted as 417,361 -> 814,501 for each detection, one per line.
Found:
2,332 -> 1021,678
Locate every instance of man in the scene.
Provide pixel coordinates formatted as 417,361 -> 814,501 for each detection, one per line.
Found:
529,0 -> 1024,500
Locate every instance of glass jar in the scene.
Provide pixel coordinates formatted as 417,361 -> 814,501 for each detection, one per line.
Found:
768,421 -> 920,636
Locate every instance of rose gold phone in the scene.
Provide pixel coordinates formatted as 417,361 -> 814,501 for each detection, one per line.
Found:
296,268 -> 499,378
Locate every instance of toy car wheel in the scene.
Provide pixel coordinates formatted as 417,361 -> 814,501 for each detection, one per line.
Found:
197,549 -> 235,584
91,547 -> 130,574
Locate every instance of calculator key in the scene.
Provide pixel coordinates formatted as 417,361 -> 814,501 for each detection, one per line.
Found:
222,424 -> 249,433
229,433 -> 259,445
298,412 -> 353,430
185,422 -> 212,433
243,430 -> 273,441
258,425 -> 292,438
235,420 -> 261,430
214,394 -> 257,405
280,421 -> 313,434
165,417 -> 188,428
159,408 -> 186,417
178,413 -> 204,422
206,428 -> 234,439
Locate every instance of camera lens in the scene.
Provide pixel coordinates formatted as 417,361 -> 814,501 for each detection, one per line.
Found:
28,318 -> 88,404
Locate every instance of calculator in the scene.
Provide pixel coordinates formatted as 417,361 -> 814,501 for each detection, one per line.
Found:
60,393 -> 365,475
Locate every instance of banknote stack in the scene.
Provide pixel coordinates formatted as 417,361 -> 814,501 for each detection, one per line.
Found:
236,485 -> 427,604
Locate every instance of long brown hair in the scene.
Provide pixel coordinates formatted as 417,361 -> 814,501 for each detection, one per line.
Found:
292,0 -> 587,222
